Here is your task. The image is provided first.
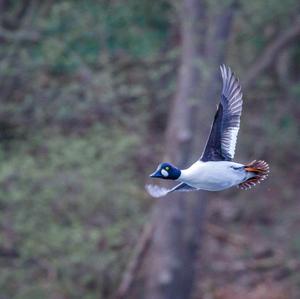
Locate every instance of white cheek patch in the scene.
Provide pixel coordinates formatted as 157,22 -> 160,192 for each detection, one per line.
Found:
161,169 -> 169,177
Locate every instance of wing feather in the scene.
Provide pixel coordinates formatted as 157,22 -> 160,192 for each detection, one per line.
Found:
145,183 -> 196,198
200,65 -> 243,161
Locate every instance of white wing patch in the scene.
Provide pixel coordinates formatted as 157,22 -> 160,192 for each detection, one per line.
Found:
145,182 -> 196,198
145,184 -> 170,198
220,65 -> 243,160
222,127 -> 239,159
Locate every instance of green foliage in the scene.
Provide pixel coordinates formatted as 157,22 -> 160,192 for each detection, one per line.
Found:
0,125 -> 146,299
0,0 -> 173,134
26,0 -> 171,73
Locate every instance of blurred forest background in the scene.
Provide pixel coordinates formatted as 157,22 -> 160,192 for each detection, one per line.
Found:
0,0 -> 299,299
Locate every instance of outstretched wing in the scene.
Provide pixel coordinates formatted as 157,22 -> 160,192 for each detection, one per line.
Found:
200,65 -> 243,161
145,182 -> 196,198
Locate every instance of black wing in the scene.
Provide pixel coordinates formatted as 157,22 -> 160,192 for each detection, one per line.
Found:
145,183 -> 196,198
200,65 -> 243,161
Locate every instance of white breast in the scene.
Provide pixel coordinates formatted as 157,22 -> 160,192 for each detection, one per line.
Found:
179,161 -> 245,191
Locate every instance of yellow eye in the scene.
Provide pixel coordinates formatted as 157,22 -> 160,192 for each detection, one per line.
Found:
166,166 -> 170,171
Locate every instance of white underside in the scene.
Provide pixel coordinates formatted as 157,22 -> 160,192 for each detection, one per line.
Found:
179,161 -> 250,191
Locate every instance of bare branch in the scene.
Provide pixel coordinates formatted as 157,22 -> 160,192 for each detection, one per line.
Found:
243,19 -> 300,89
114,223 -> 154,299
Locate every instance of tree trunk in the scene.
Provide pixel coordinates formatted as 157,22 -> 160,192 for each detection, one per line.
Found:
143,1 -> 205,298
116,2 -> 237,299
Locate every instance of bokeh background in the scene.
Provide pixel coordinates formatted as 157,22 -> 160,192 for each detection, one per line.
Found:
0,1 -> 299,299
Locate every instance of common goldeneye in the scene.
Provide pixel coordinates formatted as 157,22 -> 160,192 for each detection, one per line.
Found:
146,65 -> 269,198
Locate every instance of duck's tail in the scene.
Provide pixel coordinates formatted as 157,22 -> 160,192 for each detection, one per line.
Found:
238,160 -> 269,190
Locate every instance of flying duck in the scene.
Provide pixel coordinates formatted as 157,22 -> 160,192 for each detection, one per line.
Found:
146,65 -> 269,198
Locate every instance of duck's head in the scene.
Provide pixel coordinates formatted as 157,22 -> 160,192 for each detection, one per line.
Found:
149,162 -> 181,180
